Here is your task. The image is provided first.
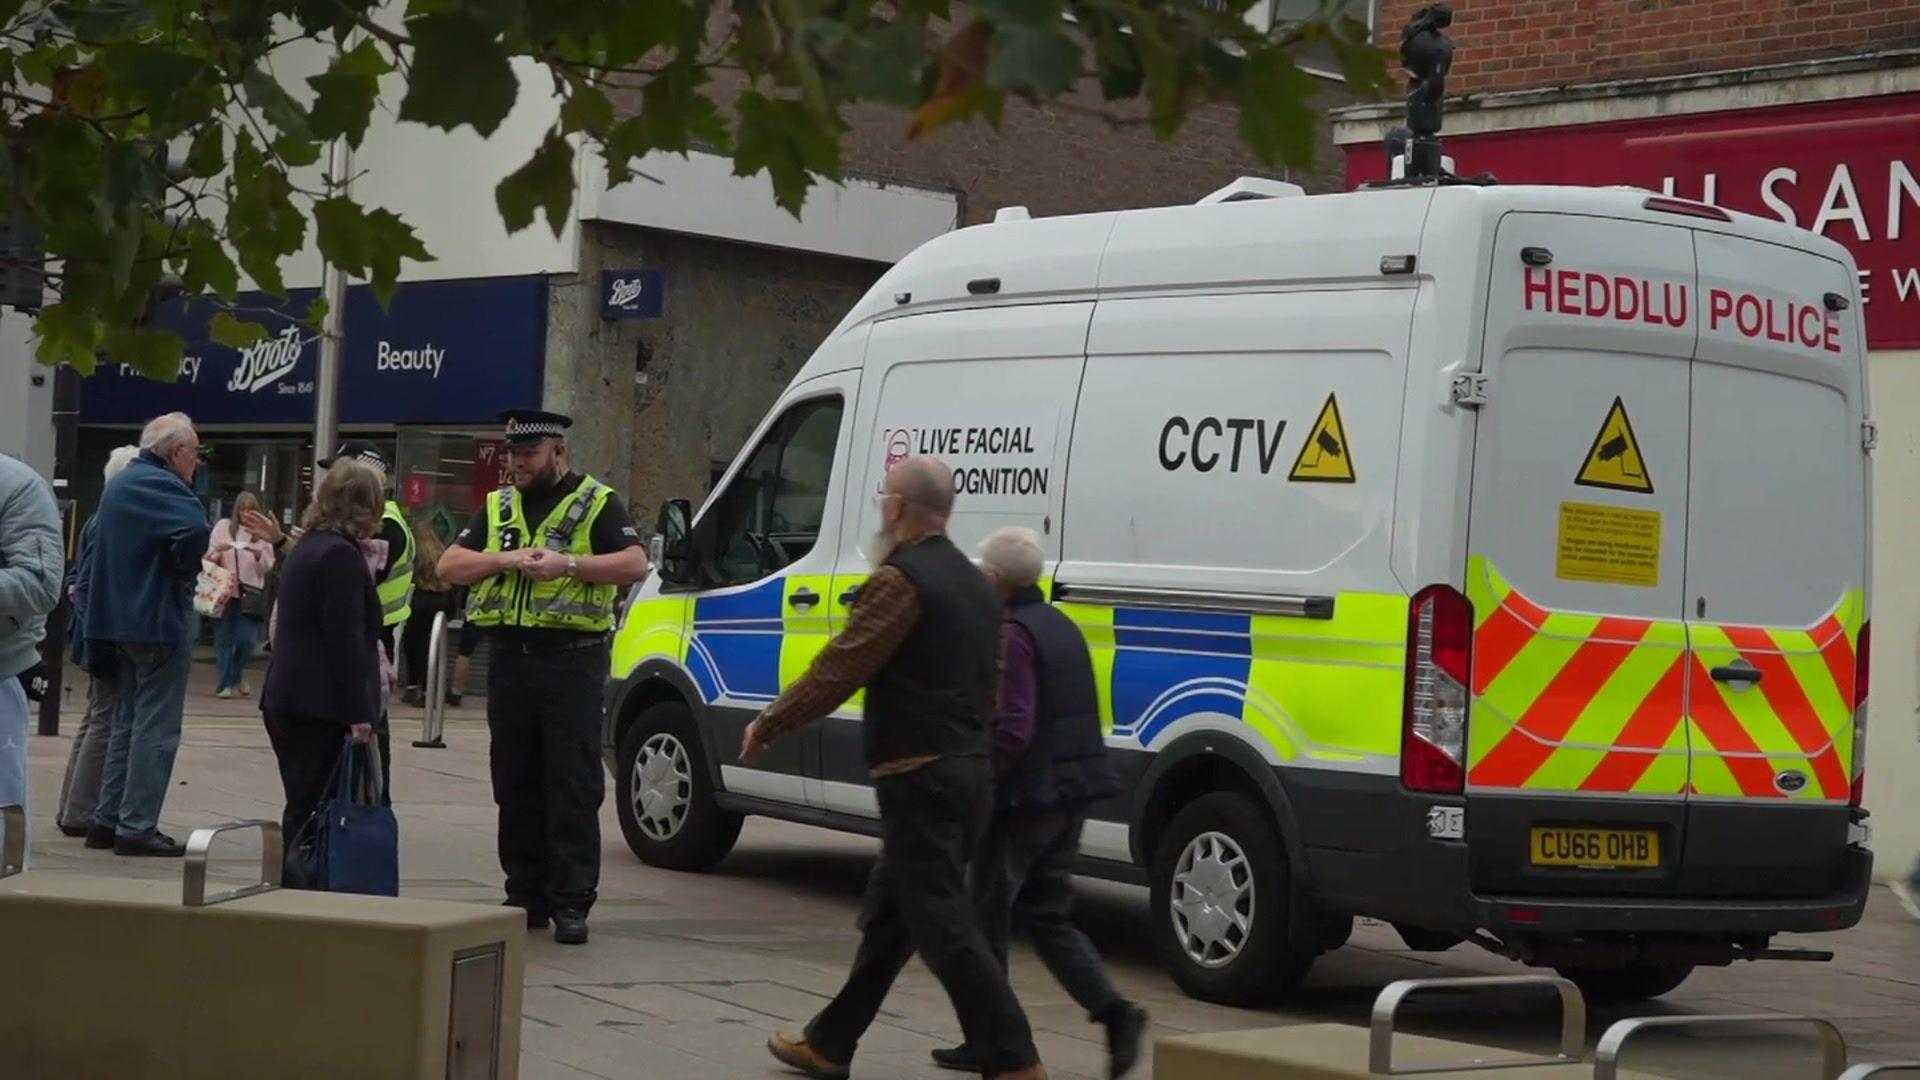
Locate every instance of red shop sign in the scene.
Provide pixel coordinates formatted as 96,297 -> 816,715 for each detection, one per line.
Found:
1345,92 -> 1920,349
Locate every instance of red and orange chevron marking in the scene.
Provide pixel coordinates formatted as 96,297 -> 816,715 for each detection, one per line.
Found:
1463,558 -> 1860,802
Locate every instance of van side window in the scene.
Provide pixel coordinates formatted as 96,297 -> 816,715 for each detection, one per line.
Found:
701,397 -> 844,587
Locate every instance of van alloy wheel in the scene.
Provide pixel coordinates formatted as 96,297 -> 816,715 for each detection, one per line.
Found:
1171,830 -> 1256,968
634,732 -> 693,841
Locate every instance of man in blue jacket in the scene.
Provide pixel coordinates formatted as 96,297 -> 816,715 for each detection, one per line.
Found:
1,451 -> 63,857
83,413 -> 210,857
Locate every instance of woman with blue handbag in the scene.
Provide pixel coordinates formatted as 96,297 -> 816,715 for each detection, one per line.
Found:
260,458 -> 387,878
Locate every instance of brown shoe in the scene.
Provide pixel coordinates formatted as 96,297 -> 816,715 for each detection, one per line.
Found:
987,1067 -> 1049,1080
767,1033 -> 849,1080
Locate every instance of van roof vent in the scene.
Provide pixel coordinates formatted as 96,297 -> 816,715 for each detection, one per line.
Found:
1197,177 -> 1306,204
994,205 -> 1032,222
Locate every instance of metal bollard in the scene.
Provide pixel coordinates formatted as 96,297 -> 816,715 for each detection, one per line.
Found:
1596,1014 -> 1847,1080
1,803 -> 24,878
413,610 -> 449,749
1368,974 -> 1585,1074
182,820 -> 283,907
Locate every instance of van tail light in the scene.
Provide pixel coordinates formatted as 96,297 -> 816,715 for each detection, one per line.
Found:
1850,620 -> 1870,808
1403,585 -> 1473,794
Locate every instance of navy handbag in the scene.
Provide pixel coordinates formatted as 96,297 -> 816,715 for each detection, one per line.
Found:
319,736 -> 400,897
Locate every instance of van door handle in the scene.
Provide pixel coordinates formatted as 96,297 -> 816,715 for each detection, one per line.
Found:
788,588 -> 820,610
838,586 -> 860,607
1710,660 -> 1763,687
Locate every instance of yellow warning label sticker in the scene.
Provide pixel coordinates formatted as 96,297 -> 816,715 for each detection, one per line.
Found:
1289,393 -> 1355,483
1575,397 -> 1653,494
1556,502 -> 1662,588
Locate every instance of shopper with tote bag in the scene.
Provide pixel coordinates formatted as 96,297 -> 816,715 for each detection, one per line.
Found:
260,458 -> 398,893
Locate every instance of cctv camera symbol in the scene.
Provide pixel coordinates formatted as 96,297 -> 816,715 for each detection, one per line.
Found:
1598,435 -> 1629,462
1317,431 -> 1344,458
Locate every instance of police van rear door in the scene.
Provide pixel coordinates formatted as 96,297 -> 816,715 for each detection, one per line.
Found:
1463,211 -> 1699,895
1677,230 -> 1867,896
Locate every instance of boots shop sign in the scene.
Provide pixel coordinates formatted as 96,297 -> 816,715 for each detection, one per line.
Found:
1344,92 -> 1920,349
79,275 -> 549,425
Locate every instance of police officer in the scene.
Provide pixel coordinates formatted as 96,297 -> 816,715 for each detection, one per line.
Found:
438,410 -> 650,945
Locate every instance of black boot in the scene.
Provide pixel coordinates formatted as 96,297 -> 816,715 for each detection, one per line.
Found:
553,908 -> 589,946
1103,1003 -> 1148,1079
84,823 -> 118,849
114,831 -> 186,857
930,1044 -> 985,1072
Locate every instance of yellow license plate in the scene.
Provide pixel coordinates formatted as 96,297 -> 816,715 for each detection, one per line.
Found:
1529,828 -> 1660,869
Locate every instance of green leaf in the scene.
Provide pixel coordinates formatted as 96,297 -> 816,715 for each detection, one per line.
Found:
836,17 -> 929,107
210,311 -> 269,348
242,70 -> 315,146
31,302 -> 106,373
1235,49 -> 1320,169
495,129 -> 575,238
308,40 -> 391,148
314,196 -> 432,304
733,93 -> 841,216
103,327 -> 187,380
398,13 -> 518,137
96,44 -> 209,121
559,84 -> 614,137
986,21 -> 1083,98
361,207 -> 432,304
305,296 -> 330,327
183,224 -> 239,299
186,125 -> 225,178
227,136 -> 305,295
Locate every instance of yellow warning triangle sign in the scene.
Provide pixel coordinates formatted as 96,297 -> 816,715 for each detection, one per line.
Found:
1289,393 -> 1355,483
1575,397 -> 1654,494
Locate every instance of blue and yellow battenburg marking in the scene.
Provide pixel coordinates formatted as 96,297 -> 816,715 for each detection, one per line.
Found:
614,578 -> 1409,768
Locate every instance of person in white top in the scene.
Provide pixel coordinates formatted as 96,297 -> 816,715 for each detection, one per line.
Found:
206,491 -> 276,699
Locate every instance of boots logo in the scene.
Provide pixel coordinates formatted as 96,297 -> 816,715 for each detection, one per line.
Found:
607,277 -> 646,310
227,327 -> 305,394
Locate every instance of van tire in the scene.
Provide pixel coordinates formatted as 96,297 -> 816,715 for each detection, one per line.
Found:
1149,791 -> 1314,1005
1554,961 -> 1695,1003
614,701 -> 743,871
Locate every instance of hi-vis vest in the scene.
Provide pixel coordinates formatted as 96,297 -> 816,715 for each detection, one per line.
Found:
378,500 -> 415,628
467,477 -> 618,633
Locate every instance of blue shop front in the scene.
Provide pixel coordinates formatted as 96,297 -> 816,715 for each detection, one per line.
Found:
77,275 -> 549,543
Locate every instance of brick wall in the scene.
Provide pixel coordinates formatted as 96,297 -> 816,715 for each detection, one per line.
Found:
1374,0 -> 1920,95
835,84 -> 1351,224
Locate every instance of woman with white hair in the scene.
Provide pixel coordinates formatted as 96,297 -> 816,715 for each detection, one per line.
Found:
54,445 -> 141,836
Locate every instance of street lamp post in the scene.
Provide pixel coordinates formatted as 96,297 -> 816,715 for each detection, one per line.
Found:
312,135 -> 351,470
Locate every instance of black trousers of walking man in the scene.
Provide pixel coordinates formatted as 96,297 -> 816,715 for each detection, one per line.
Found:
804,755 -> 1039,1074
487,641 -> 607,916
976,806 -> 1125,1019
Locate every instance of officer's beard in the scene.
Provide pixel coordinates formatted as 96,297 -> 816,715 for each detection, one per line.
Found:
867,528 -> 897,570
518,461 -> 565,496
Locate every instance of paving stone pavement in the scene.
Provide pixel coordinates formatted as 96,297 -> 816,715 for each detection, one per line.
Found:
15,661 -> 1920,1078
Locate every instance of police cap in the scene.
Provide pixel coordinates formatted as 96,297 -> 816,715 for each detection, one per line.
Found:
502,409 -> 573,449
321,439 -> 392,474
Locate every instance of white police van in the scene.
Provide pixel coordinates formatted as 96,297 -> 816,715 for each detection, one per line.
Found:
603,174 -> 1875,1006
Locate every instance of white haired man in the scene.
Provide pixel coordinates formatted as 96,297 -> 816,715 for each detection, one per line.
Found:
81,413 -> 210,857
928,526 -> 1147,1078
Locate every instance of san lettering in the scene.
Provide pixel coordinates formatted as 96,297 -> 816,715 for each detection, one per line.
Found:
1159,417 -> 1286,474
1523,267 -> 1690,329
1707,288 -> 1843,354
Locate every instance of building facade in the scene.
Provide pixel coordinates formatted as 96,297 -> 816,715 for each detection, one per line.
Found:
1336,1 -> 1920,881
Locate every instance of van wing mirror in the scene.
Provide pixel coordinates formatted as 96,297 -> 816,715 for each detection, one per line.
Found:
654,499 -> 694,584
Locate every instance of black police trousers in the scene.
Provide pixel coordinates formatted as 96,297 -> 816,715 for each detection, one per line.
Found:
487,639 -> 607,916
804,754 -> 1039,1074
